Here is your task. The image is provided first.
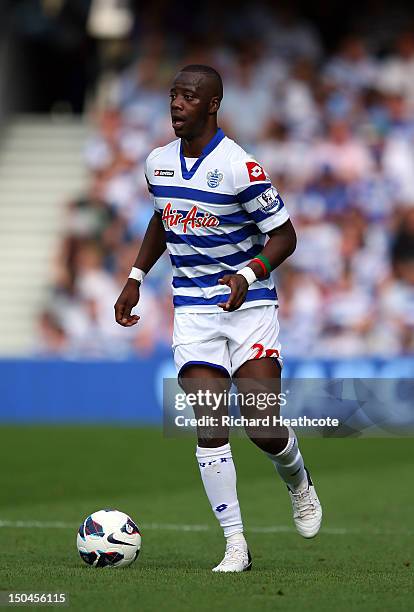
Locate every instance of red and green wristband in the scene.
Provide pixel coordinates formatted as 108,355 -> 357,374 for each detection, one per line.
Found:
251,254 -> 272,278
237,254 -> 272,285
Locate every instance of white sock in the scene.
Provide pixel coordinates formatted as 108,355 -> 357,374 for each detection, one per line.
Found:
196,443 -> 245,542
265,427 -> 307,491
227,532 -> 247,548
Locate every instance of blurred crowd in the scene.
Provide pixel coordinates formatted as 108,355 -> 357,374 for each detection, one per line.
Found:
38,8 -> 414,359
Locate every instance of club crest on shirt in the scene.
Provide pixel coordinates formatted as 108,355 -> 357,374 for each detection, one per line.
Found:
206,169 -> 223,188
256,187 -> 283,213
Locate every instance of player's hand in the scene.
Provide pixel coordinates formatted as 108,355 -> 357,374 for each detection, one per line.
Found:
218,274 -> 248,311
114,279 -> 141,327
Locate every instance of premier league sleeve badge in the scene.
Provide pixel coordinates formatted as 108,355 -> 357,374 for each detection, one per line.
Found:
256,187 -> 283,213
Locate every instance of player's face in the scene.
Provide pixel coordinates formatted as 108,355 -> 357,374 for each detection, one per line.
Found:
170,73 -> 212,139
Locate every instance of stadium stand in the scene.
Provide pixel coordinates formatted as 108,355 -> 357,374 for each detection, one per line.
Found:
0,116 -> 88,354
1,2 -> 413,360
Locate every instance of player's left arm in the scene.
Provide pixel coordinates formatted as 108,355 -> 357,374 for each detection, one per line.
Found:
218,220 -> 296,311
255,218 -> 297,270
218,159 -> 296,311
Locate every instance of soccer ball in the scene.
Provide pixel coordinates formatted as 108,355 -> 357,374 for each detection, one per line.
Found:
77,509 -> 141,568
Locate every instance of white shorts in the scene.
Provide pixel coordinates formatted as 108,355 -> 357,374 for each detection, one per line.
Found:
172,305 -> 282,378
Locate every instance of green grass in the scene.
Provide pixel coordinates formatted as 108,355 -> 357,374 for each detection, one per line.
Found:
0,427 -> 413,611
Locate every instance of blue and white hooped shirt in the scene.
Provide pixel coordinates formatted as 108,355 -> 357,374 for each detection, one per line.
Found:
145,128 -> 290,312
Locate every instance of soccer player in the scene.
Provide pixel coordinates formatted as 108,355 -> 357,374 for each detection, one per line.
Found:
114,65 -> 322,572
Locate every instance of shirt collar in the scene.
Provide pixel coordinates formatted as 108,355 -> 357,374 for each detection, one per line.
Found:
180,128 -> 225,180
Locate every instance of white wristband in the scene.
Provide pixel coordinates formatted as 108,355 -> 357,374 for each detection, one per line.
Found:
236,266 -> 257,286
128,267 -> 146,284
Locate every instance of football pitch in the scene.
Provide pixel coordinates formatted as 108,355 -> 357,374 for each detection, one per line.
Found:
0,427 -> 413,611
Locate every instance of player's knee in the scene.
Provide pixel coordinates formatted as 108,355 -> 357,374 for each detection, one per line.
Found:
245,428 -> 287,455
244,425 -> 266,447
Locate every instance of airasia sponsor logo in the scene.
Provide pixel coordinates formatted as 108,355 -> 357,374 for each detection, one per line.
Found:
162,203 -> 219,233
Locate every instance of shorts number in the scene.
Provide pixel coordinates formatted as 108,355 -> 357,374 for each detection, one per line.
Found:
251,343 -> 279,359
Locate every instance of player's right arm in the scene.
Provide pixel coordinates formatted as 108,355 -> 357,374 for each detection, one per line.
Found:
114,211 -> 166,327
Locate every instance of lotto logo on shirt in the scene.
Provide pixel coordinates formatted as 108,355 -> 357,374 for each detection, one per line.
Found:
246,161 -> 267,182
162,203 -> 219,233
154,169 -> 174,177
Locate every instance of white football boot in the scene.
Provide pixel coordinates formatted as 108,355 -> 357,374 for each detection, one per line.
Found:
212,543 -> 252,573
288,468 -> 322,538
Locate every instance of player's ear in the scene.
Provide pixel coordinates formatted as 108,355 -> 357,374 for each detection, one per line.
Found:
209,96 -> 220,114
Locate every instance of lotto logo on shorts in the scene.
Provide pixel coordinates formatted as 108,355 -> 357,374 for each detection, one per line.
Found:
246,161 -> 266,182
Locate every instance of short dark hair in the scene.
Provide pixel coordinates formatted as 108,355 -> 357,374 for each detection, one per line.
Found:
179,64 -> 223,100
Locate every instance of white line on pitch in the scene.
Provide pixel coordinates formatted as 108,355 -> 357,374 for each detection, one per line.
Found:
0,520 -> 411,536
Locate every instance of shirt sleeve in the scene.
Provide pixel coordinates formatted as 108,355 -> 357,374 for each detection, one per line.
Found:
231,158 -> 289,233
144,155 -> 161,214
